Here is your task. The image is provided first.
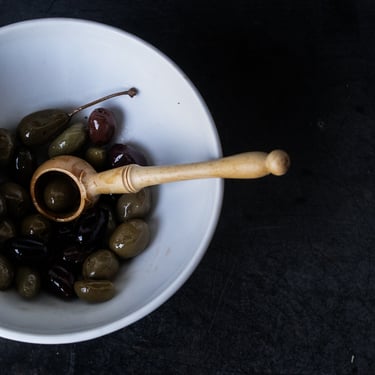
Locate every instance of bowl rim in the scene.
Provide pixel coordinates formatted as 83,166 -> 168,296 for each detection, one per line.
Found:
0,17 -> 223,344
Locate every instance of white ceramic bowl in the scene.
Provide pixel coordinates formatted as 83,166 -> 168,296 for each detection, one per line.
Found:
0,18 -> 223,343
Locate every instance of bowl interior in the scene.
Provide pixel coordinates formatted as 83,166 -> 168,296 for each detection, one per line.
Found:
0,19 -> 222,343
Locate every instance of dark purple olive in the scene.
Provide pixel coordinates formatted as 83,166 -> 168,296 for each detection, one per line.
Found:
88,108 -> 117,146
45,264 -> 76,299
3,237 -> 50,267
75,207 -> 109,247
11,147 -> 37,186
107,143 -> 148,168
59,244 -> 95,272
50,221 -> 77,249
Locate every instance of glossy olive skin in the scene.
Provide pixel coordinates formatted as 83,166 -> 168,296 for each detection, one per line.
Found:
0,104 -> 155,303
109,219 -> 150,259
0,255 -> 14,290
0,182 -> 32,218
17,109 -> 70,147
82,249 -> 119,280
116,189 -> 151,222
59,244 -> 95,273
88,108 -> 117,146
0,128 -> 15,166
85,147 -> 107,170
48,122 -> 87,158
11,147 -> 37,187
107,143 -> 148,168
16,266 -> 41,299
97,202 -> 118,240
74,279 -> 115,303
45,264 -> 76,299
0,218 -> 16,243
3,237 -> 50,267
43,174 -> 80,213
75,207 -> 109,247
20,214 -> 52,242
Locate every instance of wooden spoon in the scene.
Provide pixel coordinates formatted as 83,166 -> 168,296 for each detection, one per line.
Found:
30,150 -> 290,222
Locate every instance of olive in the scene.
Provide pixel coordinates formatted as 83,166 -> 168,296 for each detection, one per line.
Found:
15,266 -> 41,299
74,279 -> 115,303
20,214 -> 52,242
0,255 -> 14,290
75,206 -> 109,247
109,219 -> 150,259
98,202 -> 118,240
88,108 -> 117,146
116,189 -> 151,222
45,264 -> 76,299
3,237 -> 50,267
0,128 -> 15,166
17,88 -> 137,148
48,122 -> 87,158
85,147 -> 107,171
0,182 -> 32,218
0,218 -> 16,243
0,193 -> 7,219
17,109 -> 70,147
107,143 -> 148,168
11,147 -> 37,186
43,174 -> 80,213
59,244 -> 95,272
82,249 -> 119,280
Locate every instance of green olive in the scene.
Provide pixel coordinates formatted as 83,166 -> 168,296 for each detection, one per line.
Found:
20,214 -> 52,241
74,279 -> 115,303
15,266 -> 41,298
17,109 -> 70,147
0,218 -> 16,243
43,174 -> 80,213
0,128 -> 15,166
116,189 -> 151,222
109,219 -> 150,259
0,255 -> 14,290
0,182 -> 31,218
85,147 -> 107,170
48,122 -> 87,158
82,249 -> 119,280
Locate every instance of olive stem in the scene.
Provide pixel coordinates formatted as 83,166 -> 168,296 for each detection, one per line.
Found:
68,88 -> 138,118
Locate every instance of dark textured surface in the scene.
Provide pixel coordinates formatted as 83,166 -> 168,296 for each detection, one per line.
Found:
0,0 -> 374,373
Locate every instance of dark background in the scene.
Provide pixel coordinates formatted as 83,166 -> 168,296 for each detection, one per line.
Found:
0,0 -> 374,374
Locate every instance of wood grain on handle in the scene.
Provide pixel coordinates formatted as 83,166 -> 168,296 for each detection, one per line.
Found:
87,150 -> 290,195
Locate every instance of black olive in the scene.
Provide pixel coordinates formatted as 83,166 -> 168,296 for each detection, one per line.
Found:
3,236 -> 50,267
45,264 -> 76,299
75,207 -> 109,247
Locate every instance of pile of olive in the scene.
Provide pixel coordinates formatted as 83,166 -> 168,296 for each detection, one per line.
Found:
0,89 -> 152,303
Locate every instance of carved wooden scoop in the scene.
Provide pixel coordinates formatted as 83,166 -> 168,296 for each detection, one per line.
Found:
30,150 -> 290,222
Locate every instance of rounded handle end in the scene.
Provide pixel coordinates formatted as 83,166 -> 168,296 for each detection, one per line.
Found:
265,150 -> 291,176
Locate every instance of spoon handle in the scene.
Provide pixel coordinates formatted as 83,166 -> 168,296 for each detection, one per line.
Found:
87,150 -> 290,195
